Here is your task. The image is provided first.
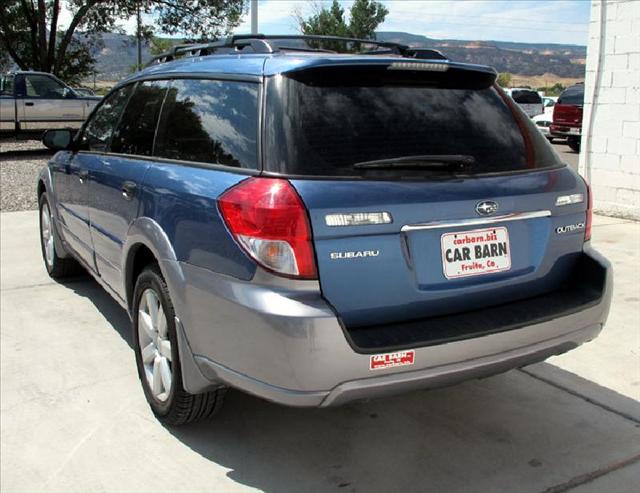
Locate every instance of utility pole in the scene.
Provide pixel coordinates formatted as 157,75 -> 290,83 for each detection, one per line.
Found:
136,4 -> 142,71
251,0 -> 258,34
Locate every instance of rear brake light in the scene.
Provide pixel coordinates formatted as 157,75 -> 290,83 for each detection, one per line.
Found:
218,178 -> 317,279
585,181 -> 593,242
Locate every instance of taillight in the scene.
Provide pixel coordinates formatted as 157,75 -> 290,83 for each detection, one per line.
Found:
585,181 -> 593,242
218,177 -> 317,279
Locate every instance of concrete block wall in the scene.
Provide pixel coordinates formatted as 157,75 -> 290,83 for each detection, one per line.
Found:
579,0 -> 640,219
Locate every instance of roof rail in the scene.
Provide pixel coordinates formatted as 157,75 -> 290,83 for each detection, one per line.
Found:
145,34 -> 447,67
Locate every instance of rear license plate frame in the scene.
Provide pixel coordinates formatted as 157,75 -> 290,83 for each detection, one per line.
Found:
441,226 -> 511,279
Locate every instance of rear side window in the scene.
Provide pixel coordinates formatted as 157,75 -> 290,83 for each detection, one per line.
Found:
0,75 -> 14,95
24,74 -> 66,98
265,70 -> 561,178
511,90 -> 542,104
81,85 -> 133,152
154,79 -> 258,169
558,86 -> 584,105
111,80 -> 168,156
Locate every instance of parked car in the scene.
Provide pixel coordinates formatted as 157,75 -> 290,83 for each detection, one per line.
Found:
37,35 -> 611,425
533,112 -> 553,141
551,84 -> 584,152
0,71 -> 101,137
534,98 -> 559,142
505,88 -> 544,117
543,96 -> 557,109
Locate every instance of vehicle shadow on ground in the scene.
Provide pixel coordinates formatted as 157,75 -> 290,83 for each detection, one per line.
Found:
61,275 -> 133,349
60,275 -> 640,493
0,149 -> 53,159
166,373 -> 640,493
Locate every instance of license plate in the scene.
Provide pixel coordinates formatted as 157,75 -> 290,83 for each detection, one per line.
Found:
441,227 -> 511,279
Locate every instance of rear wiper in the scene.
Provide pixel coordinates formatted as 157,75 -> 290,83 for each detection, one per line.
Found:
352,154 -> 476,170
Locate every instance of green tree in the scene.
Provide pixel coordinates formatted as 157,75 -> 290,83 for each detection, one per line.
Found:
149,36 -> 176,56
497,72 -> 512,87
0,1 -> 247,84
296,0 -> 388,50
348,0 -> 388,39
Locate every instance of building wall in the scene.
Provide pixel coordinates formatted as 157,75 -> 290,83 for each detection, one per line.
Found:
579,0 -> 640,219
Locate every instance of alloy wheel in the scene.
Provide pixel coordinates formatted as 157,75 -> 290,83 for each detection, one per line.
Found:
40,202 -> 55,268
138,289 -> 173,402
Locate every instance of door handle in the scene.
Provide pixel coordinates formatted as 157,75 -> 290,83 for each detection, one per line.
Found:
25,102 -> 34,106
121,181 -> 137,200
78,170 -> 89,183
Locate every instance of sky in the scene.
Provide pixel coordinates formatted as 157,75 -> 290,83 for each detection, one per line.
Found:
60,0 -> 592,46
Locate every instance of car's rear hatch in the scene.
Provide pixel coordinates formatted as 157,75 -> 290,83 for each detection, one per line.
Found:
552,85 -> 584,128
263,59 -> 589,330
553,104 -> 583,126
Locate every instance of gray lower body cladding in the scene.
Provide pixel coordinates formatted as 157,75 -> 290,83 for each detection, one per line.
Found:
162,247 -> 612,407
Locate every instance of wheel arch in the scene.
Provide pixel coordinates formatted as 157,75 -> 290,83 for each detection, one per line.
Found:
36,165 -> 53,201
122,217 -> 179,313
37,179 -> 46,198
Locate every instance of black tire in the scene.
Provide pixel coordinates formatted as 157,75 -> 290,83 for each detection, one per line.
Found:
38,192 -> 83,278
567,136 -> 581,153
132,263 -> 225,425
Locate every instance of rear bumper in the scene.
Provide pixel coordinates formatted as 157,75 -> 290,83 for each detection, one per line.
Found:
550,124 -> 582,137
164,247 -> 612,407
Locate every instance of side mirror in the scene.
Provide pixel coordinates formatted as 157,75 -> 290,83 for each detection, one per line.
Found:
43,129 -> 75,151
63,88 -> 76,99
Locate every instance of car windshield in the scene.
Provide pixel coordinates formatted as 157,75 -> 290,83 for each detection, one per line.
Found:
264,71 -> 561,178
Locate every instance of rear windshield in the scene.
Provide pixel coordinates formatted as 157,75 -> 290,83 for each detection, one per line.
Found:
512,90 -> 542,104
264,69 -> 561,178
558,86 -> 584,105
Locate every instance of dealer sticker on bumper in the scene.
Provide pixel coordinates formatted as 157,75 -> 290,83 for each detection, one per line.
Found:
370,350 -> 415,370
441,226 -> 511,279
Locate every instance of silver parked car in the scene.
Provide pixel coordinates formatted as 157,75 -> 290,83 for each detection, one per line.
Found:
0,71 -> 101,136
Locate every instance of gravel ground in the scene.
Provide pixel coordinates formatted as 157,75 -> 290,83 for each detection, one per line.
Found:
0,138 -> 52,212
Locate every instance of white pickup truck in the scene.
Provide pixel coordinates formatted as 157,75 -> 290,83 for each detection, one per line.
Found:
1,71 -> 101,136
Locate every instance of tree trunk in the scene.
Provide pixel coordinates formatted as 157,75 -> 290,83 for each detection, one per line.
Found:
19,0 -> 39,69
48,0 -> 60,72
37,0 -> 48,69
54,1 -> 98,75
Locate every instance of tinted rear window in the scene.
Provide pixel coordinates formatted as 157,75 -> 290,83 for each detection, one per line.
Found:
511,90 -> 542,104
111,80 -> 168,156
264,72 -> 561,177
154,79 -> 258,169
558,86 -> 584,105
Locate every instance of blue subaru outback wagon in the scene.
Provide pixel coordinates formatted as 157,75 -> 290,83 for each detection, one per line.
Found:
38,35 -> 612,425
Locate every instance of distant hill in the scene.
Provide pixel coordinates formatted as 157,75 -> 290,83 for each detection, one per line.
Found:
377,32 -> 586,78
90,33 -> 154,80
90,31 -> 586,82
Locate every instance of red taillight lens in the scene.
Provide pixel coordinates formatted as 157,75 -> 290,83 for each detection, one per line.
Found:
218,177 -> 317,279
585,181 -> 593,242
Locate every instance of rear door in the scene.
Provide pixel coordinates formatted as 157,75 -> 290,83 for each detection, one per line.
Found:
86,80 -> 168,296
264,63 -> 588,329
